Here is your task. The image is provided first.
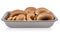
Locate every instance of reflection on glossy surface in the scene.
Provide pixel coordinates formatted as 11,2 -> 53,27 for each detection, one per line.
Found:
5,27 -> 52,31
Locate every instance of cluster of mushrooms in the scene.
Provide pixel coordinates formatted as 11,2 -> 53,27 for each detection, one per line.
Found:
7,7 -> 54,21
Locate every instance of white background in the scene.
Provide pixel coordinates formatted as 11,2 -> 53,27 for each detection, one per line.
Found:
0,0 -> 60,40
